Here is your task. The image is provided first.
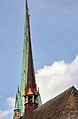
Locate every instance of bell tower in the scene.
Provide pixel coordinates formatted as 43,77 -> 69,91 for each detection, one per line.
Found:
24,87 -> 39,119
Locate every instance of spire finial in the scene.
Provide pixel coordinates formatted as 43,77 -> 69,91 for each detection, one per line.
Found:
26,0 -> 30,16
26,0 -> 28,9
18,86 -> 19,92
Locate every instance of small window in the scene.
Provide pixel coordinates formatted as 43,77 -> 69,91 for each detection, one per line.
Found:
28,96 -> 32,104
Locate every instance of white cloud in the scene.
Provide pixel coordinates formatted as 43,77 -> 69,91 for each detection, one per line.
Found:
36,55 -> 78,103
7,97 -> 15,109
1,55 -> 78,118
0,97 -> 15,119
0,110 -> 12,119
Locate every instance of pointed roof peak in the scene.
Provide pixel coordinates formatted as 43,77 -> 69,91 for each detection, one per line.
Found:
61,86 -> 78,95
69,86 -> 78,92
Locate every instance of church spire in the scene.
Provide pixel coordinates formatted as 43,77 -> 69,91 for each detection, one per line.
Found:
20,0 -> 36,96
22,0 -> 41,118
13,88 -> 21,119
14,0 -> 42,118
26,0 -> 36,89
19,0 -> 36,115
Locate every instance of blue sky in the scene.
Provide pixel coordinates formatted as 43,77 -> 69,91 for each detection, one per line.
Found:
0,0 -> 78,118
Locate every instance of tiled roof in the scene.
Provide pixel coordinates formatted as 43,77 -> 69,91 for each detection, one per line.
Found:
31,86 -> 78,119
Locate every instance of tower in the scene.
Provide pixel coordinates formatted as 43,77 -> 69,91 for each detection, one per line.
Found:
22,0 -> 41,118
13,0 -> 42,119
13,87 -> 22,119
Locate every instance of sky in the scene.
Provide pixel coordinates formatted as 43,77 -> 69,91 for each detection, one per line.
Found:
0,0 -> 78,118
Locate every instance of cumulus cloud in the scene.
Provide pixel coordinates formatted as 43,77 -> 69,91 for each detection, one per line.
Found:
36,55 -> 78,103
7,97 -> 15,109
1,55 -> 78,118
0,97 -> 15,119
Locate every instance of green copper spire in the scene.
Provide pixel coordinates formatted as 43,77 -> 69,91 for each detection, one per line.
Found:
14,0 -> 42,117
14,87 -> 22,111
20,0 -> 29,94
20,0 -> 30,115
